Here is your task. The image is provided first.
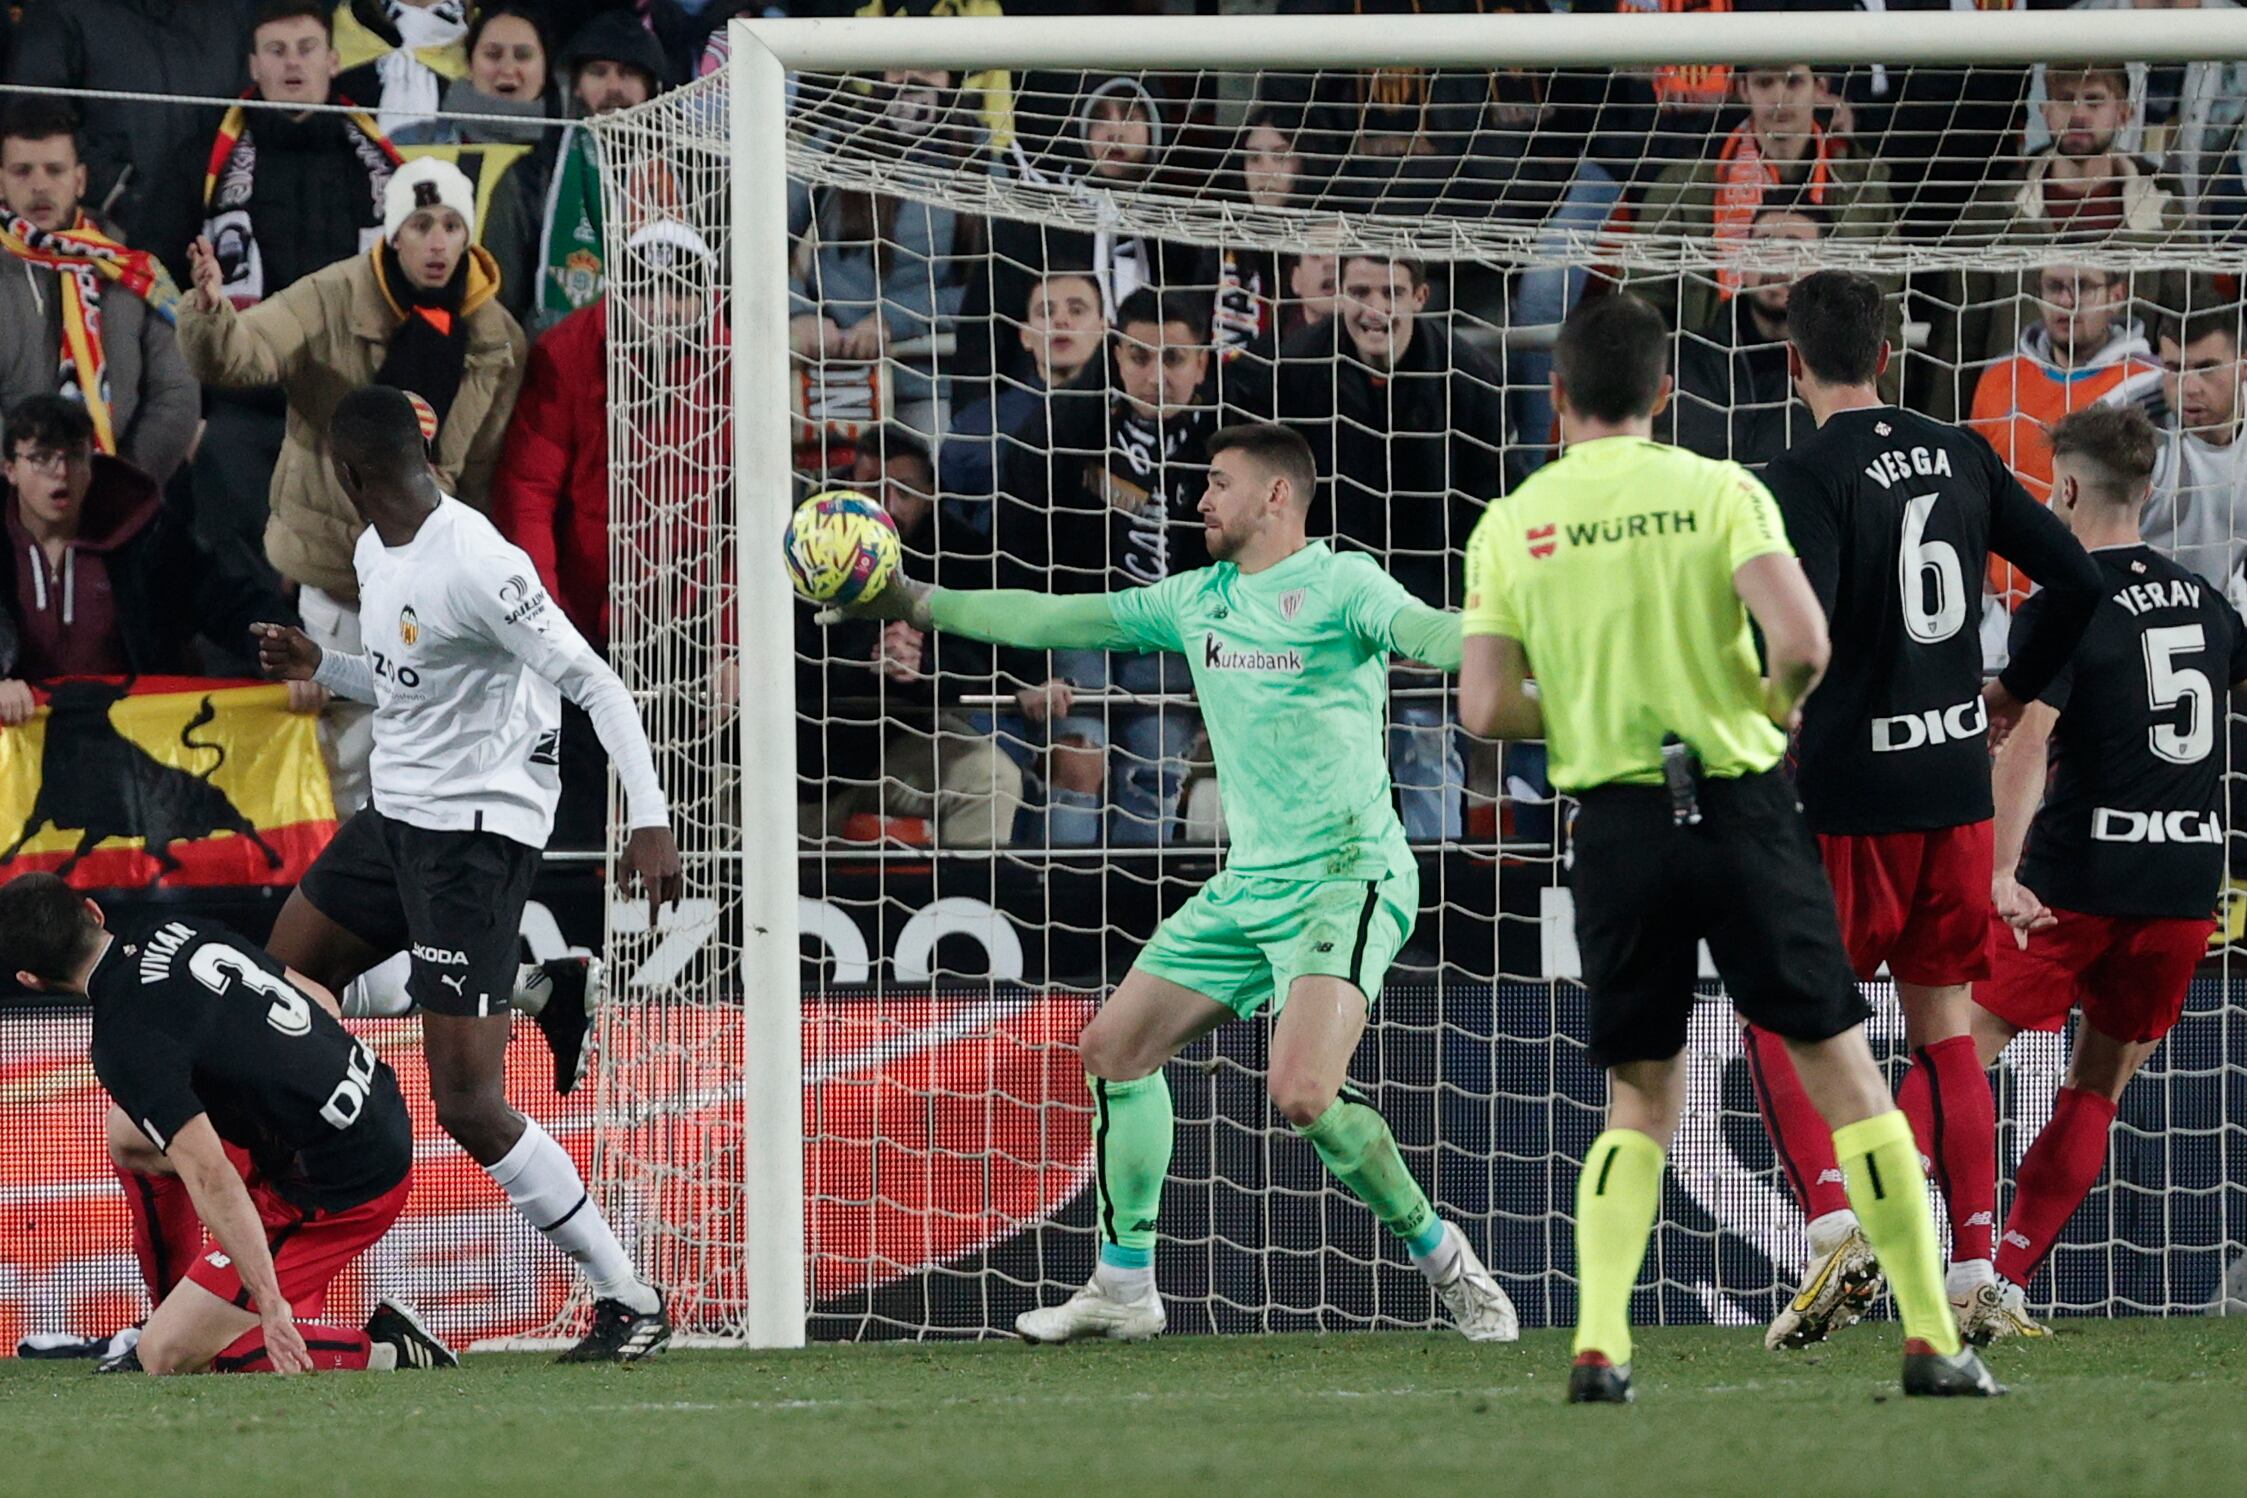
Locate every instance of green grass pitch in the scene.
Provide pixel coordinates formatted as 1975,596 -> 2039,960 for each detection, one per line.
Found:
4,1321 -> 2243,1497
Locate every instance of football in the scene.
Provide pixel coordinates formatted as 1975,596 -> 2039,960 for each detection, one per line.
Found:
783,491 -> 901,606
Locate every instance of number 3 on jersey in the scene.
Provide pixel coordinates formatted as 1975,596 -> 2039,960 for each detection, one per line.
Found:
188,941 -> 377,1131
1900,492 -> 1966,644
189,942 -> 311,1036
2143,624 -> 2214,765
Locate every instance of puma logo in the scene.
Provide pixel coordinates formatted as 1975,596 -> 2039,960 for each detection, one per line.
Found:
440,973 -> 466,995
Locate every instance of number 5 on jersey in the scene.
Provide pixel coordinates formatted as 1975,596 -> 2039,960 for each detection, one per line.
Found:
2143,624 -> 2214,765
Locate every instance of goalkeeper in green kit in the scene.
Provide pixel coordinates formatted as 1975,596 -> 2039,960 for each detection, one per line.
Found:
823,421 -> 1518,1343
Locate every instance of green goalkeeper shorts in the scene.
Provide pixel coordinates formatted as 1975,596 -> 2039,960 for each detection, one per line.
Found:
1134,860 -> 1419,1019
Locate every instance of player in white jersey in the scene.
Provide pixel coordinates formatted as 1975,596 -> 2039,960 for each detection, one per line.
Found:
253,386 -> 684,1363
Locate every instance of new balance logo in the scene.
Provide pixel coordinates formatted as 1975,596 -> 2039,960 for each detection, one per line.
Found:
1964,1211 -> 1994,1229
2003,1230 -> 2033,1250
1312,941 -> 1335,954
2093,808 -> 2222,844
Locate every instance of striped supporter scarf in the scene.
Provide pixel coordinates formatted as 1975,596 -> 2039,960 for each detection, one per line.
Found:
203,94 -> 401,309
1711,121 -> 1833,298
0,211 -> 181,455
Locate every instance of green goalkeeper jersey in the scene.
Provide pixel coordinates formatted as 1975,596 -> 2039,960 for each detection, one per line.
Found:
928,541 -> 1462,881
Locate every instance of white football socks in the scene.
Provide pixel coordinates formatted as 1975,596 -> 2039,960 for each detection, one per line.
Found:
1806,1208 -> 1860,1257
341,959 -> 549,1018
488,1117 -> 658,1313
509,962 -> 550,1016
1409,1222 -> 1463,1284
340,952 -> 415,1018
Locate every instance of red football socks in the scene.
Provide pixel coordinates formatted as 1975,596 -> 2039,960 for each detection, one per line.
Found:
1742,1025 -> 1852,1222
1898,1036 -> 1999,1264
211,1325 -> 374,1373
115,1166 -> 202,1303
1996,1086 -> 2119,1287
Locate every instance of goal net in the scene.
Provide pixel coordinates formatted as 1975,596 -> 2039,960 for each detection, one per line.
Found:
575,11 -> 2247,1346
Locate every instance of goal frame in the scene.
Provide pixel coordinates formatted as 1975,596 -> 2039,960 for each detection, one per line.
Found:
726,7 -> 2247,1349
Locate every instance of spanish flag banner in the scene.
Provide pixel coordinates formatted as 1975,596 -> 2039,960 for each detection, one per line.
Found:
0,677 -> 336,889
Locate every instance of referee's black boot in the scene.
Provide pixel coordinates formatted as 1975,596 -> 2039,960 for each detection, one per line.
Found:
1567,1350 -> 1634,1404
1901,1339 -> 2006,1397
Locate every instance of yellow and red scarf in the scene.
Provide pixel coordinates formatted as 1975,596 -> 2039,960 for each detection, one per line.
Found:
1712,121 -> 1833,298
0,211 -> 181,455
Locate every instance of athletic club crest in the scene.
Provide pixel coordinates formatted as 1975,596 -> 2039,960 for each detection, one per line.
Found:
1279,589 -> 1305,621
399,607 -> 420,647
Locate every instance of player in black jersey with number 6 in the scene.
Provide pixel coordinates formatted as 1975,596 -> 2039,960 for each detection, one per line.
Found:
1747,271 -> 2106,1351
1965,406 -> 2247,1336
0,873 -> 455,1375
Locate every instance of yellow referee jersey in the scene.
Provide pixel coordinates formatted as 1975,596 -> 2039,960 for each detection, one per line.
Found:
1461,436 -> 1794,791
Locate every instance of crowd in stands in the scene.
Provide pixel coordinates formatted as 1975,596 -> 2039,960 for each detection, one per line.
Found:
4,0 -> 2247,860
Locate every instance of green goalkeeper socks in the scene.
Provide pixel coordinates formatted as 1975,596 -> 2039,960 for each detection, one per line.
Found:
1091,1072 -> 1172,1264
1834,1110 -> 1964,1357
1296,1098 -> 1443,1254
1572,1128 -> 1665,1365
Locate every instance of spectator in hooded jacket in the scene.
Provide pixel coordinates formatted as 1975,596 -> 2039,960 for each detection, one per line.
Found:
1970,261 -> 2166,602
0,101 -> 199,488
0,396 -> 295,727
196,0 -> 403,576
177,155 -> 526,811
6,0 -> 261,283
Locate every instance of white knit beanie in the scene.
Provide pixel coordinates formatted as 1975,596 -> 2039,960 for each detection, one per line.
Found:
383,157 -> 478,244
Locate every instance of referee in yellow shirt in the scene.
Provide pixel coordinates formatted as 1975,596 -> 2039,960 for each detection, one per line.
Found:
1457,295 -> 2000,1405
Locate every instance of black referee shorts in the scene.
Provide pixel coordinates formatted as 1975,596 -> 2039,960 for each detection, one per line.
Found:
1570,768 -> 1867,1069
298,807 -> 540,1019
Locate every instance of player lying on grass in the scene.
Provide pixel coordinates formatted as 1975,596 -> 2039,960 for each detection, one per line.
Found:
1457,294 -> 1999,1402
1964,405 -> 2247,1336
252,386 -> 684,1363
1,873 -> 455,1375
823,421 -> 1518,1344
1740,270 -> 2103,1353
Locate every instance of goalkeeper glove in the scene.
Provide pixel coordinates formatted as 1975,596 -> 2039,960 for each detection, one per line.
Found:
814,569 -> 934,631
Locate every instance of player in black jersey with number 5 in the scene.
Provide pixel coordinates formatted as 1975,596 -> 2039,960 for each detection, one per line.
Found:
1747,272 -> 2106,1351
0,873 -> 455,1375
1964,406 -> 2247,1336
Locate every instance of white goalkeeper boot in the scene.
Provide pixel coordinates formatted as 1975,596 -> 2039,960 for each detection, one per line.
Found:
1015,1270 -> 1166,1344
1425,1222 -> 1520,1343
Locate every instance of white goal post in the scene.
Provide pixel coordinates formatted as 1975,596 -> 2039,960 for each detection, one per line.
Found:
579,8 -> 2247,1350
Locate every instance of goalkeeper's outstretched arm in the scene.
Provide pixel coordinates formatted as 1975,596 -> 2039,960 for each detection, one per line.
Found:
824,571 -> 1145,652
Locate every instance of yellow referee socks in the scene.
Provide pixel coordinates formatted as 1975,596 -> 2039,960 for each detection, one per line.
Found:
1572,1128 -> 1666,1365
1834,1109 -> 1963,1358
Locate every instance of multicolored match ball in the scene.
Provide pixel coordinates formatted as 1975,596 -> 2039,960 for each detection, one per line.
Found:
783,491 -> 901,606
